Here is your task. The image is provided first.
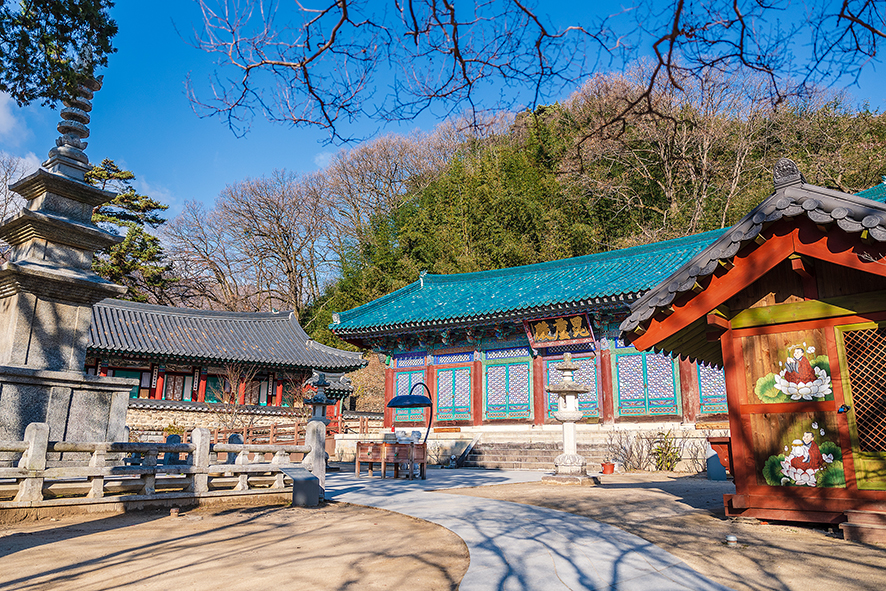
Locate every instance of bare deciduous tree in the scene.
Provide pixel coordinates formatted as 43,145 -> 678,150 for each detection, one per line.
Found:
164,170 -> 333,315
189,0 -> 885,140
206,362 -> 261,430
0,153 -> 28,263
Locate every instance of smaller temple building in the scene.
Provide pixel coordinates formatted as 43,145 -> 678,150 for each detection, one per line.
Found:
85,299 -> 366,434
622,159 -> 886,528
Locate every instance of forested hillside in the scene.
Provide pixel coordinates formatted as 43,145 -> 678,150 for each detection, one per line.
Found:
153,71 -> 886,350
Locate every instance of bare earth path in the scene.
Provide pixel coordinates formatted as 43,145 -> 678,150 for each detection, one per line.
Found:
0,503 -> 468,591
446,472 -> 886,591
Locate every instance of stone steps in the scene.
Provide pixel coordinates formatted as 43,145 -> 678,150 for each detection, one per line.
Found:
463,441 -> 609,471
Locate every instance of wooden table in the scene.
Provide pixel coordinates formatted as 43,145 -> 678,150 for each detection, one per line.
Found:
355,441 -> 427,480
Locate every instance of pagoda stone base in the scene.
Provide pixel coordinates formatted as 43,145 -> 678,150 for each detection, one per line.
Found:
0,365 -> 135,465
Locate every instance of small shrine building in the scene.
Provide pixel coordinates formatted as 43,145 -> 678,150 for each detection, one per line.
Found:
621,160 -> 886,527
85,299 -> 365,431
330,231 -> 733,430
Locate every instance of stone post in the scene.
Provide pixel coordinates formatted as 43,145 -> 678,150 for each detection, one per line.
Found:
302,373 -> 333,499
14,422 -> 49,502
190,428 -> 210,493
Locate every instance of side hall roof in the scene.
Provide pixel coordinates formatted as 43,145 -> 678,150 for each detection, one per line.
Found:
89,299 -> 365,372
620,159 -> 886,362
331,229 -> 724,336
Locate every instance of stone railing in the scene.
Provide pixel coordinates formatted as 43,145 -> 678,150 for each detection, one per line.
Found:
0,422 -> 325,513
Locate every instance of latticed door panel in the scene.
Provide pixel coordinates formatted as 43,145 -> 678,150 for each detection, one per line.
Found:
616,354 -> 647,415
394,370 -> 426,421
646,354 -> 678,415
546,357 -> 599,417
616,352 -> 679,416
843,327 -> 886,452
485,362 -> 531,419
698,364 -> 728,414
436,367 -> 472,421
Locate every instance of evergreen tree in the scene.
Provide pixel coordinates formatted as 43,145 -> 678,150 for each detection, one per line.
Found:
0,0 -> 117,107
85,158 -> 175,303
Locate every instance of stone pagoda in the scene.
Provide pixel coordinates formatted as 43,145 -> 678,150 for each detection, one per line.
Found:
0,77 -> 135,450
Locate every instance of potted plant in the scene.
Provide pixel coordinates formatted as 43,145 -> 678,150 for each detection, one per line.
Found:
600,459 -> 616,475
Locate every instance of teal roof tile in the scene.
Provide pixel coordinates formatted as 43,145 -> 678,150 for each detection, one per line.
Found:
857,177 -> 886,203
332,229 -> 724,334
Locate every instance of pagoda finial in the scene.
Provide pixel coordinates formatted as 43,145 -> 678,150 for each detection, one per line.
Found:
44,76 -> 103,180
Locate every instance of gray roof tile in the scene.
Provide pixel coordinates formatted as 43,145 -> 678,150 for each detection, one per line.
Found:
88,299 -> 365,372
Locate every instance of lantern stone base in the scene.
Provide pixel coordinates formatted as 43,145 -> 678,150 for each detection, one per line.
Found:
553,452 -> 587,475
542,474 -> 598,486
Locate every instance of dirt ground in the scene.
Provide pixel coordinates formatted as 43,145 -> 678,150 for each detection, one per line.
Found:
446,472 -> 886,591
0,503 -> 468,591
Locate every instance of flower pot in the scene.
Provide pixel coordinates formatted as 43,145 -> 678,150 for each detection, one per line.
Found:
601,462 -> 615,475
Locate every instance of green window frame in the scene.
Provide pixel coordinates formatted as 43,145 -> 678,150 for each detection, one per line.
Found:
436,366 -> 472,421
394,370 -> 426,422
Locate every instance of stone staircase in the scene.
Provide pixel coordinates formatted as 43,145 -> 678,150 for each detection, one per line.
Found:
462,440 -> 609,471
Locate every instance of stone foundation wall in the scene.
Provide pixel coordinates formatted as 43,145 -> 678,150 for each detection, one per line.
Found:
125,400 -> 383,441
126,407 -> 301,434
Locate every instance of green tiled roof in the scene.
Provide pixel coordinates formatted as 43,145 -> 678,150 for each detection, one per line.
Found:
857,178 -> 886,203
332,229 -> 724,335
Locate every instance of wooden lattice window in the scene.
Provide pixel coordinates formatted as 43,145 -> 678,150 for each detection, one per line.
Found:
843,327 -> 886,452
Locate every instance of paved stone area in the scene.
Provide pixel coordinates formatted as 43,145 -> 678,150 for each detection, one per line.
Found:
325,470 -> 733,591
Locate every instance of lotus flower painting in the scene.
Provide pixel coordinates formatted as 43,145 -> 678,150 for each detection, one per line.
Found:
762,419 -> 846,488
754,342 -> 834,404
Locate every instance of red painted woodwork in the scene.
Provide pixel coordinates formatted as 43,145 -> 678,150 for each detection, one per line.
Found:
197,370 -> 207,403
599,349 -> 615,425
707,436 -> 733,473
154,369 -> 165,400
632,231 -> 795,350
383,366 -> 394,429
274,379 -> 283,407
426,363 -> 436,428
679,358 -> 700,423
472,357 -> 483,426
237,382 -> 246,405
532,355 -> 545,426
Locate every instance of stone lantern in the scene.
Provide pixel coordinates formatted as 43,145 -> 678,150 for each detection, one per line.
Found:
542,352 -> 592,485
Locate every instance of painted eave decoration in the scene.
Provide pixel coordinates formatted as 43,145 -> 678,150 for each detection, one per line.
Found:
619,158 -> 886,366
88,299 -> 366,373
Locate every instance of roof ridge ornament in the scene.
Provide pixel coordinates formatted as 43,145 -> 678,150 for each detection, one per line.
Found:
773,158 -> 805,189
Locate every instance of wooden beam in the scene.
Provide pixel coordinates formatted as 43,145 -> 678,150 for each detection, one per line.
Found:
706,313 -> 731,341
790,255 -> 813,279
730,289 -> 886,329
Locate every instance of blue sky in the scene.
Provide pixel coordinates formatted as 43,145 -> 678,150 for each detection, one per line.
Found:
1,1 -> 884,219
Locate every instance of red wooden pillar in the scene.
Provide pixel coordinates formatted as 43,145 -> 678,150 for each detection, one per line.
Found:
154,365 -> 166,400
599,349 -> 615,424
275,378 -> 284,407
197,367 -> 207,403
426,362 -> 436,428
679,358 -> 700,424
238,381 -> 246,405
383,365 -> 395,429
532,355 -> 545,426
472,355 -> 483,426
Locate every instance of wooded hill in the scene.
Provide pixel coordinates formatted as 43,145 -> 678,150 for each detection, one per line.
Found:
300,73 -> 886,349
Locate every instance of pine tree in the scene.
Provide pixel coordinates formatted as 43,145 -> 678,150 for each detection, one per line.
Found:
85,158 -> 175,303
